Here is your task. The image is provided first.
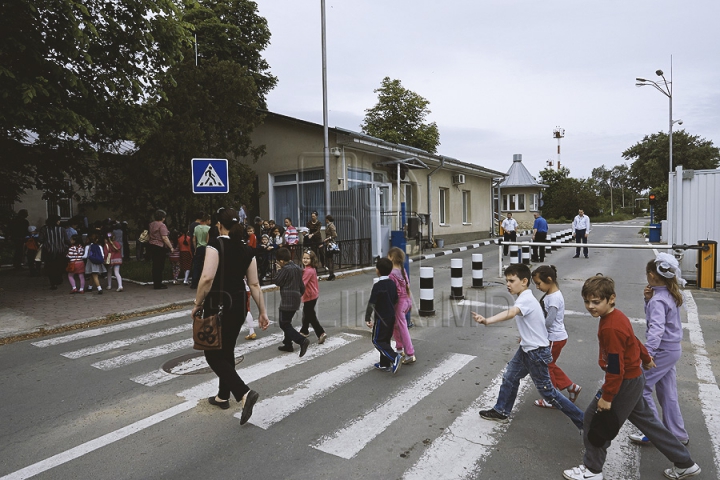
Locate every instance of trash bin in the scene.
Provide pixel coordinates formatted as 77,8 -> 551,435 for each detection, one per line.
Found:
436,238 -> 444,248
697,240 -> 717,289
648,223 -> 661,243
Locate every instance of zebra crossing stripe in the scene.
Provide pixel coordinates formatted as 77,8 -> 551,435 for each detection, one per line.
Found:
132,333 -> 286,386
0,400 -> 197,480
247,350 -> 378,429
31,310 -> 190,347
312,353 -> 475,460
91,338 -> 193,370
62,324 -> 192,359
684,291 -> 720,472
177,333 -> 361,402
402,370 -> 532,479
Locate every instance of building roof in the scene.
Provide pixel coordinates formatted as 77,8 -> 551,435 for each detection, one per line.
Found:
261,111 -> 507,180
499,154 -> 547,188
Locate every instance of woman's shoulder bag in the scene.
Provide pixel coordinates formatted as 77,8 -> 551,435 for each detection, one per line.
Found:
193,239 -> 229,350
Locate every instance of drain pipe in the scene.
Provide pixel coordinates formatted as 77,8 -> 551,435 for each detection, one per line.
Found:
427,156 -> 445,244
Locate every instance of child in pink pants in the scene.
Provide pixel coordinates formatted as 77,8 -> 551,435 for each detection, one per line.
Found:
388,247 -> 416,364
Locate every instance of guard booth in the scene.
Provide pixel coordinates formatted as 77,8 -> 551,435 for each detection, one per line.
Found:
668,167 -> 720,285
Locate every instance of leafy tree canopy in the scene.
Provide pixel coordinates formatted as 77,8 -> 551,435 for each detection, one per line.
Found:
361,77 -> 440,154
93,0 -> 277,229
538,166 -> 600,219
0,0 -> 190,208
623,129 -> 719,192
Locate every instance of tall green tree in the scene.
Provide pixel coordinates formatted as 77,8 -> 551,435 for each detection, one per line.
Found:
539,166 -> 599,219
0,0 -> 190,211
623,130 -> 719,220
361,77 -> 440,153
93,0 -> 277,229
624,130 -> 719,191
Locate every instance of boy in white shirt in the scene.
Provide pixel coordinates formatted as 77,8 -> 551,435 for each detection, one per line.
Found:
472,264 -> 584,429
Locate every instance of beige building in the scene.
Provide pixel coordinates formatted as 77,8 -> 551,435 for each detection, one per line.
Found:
243,112 -> 506,256
497,154 -> 546,230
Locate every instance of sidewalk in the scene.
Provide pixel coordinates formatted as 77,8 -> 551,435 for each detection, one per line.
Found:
0,234 -> 513,342
0,266 -> 198,342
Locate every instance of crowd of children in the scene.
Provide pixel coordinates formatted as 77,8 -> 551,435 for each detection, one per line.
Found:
9,208 -> 703,479
465,255 -> 700,480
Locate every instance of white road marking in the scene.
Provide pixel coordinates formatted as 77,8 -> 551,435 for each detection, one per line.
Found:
91,338 -> 193,370
247,350 -> 378,429
31,310 -> 190,347
683,290 -> 720,472
312,353 -> 475,459
62,324 -> 192,359
131,332 -> 286,386
177,333 -> 361,402
596,376 -> 641,480
402,370 -> 532,479
0,401 -> 197,480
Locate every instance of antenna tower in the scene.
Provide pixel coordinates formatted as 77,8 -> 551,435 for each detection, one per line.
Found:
553,127 -> 565,169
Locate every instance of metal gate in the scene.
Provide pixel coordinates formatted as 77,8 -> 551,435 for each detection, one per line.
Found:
331,187 -> 381,267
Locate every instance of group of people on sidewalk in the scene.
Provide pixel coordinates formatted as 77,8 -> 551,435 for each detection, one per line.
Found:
7,211 -> 127,294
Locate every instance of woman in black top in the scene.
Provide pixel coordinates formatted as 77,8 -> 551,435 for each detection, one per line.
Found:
39,214 -> 69,289
304,211 -> 322,256
191,208 -> 269,425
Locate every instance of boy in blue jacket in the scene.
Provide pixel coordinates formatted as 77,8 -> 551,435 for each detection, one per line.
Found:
366,258 -> 401,374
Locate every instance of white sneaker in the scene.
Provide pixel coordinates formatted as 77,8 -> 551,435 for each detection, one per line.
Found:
563,464 -> 603,480
663,463 -> 701,479
628,433 -> 650,444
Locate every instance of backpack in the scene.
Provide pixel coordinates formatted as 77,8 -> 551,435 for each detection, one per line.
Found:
25,236 -> 39,251
89,243 -> 104,265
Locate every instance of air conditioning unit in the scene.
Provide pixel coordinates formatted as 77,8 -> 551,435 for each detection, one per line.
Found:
452,174 -> 466,185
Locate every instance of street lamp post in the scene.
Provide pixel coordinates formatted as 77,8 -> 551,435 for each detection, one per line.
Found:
636,59 -> 682,247
635,67 -> 677,175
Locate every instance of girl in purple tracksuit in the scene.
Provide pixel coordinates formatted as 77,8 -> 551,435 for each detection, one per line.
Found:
629,253 -> 689,445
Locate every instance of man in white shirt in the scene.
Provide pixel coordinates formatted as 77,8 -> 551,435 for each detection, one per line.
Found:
501,213 -> 519,256
572,209 -> 591,258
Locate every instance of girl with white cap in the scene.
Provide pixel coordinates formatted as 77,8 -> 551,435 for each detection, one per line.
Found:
629,253 -> 690,446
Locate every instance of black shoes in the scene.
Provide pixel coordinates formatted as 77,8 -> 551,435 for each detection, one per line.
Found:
240,390 -> 259,425
572,255 -> 580,258
278,344 -> 294,353
327,274 -> 336,281
208,396 -> 230,410
299,338 -> 310,357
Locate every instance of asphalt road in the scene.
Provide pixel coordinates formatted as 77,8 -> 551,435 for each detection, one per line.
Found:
1,219 -> 718,480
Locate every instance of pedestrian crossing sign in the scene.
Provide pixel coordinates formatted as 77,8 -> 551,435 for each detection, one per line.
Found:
191,158 -> 229,194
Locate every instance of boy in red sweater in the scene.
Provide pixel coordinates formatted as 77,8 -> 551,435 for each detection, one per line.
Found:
563,275 -> 700,480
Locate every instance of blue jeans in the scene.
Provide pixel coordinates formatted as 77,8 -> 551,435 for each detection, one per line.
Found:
494,346 -> 584,429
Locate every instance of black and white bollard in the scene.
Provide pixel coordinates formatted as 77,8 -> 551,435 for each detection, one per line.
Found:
472,253 -> 484,288
521,245 -> 531,265
419,267 -> 435,316
450,258 -> 464,300
509,245 -> 519,264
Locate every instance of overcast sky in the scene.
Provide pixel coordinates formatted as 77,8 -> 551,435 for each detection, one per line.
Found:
255,1 -> 720,180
